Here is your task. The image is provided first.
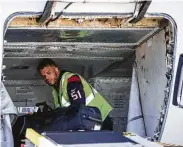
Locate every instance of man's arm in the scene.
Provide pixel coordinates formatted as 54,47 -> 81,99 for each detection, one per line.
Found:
67,75 -> 86,105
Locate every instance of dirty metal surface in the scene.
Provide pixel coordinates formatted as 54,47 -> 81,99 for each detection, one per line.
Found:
4,42 -> 136,46
5,29 -> 154,43
89,77 -> 132,132
153,24 -> 174,142
135,30 -> 167,137
4,80 -> 46,86
9,17 -> 163,28
3,58 -> 115,80
3,27 -> 158,60
4,45 -> 134,60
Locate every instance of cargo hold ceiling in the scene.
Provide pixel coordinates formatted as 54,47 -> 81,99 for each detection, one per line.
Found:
5,29 -> 153,43
4,16 -> 164,59
4,27 -> 160,59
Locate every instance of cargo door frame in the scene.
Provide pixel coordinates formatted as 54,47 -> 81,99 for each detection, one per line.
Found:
0,0 -> 178,143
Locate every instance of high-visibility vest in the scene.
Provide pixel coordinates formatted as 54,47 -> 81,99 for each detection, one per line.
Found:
52,72 -> 112,121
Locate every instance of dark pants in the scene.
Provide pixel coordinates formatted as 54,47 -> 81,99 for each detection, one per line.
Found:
101,115 -> 113,131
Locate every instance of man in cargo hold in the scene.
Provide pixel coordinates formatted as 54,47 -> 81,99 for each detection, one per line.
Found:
37,58 -> 113,131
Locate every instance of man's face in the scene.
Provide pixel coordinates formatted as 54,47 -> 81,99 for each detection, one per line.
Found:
40,65 -> 59,86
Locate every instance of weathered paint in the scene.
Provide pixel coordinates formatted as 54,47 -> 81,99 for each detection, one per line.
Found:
9,17 -> 163,28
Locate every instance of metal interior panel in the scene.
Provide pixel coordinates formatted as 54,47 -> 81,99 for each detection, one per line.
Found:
89,77 -> 132,132
4,42 -> 135,59
4,44 -> 134,58
3,59 -> 115,80
5,29 -> 154,43
3,27 -> 161,61
135,30 -> 167,137
6,85 -> 54,109
4,50 -> 133,59
94,58 -> 134,77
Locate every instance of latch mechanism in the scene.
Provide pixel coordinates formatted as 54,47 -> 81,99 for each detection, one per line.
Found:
128,0 -> 152,23
38,0 -> 73,26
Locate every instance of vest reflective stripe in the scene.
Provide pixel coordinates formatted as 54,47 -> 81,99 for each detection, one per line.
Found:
61,96 -> 71,107
62,73 -> 68,88
86,88 -> 97,105
86,93 -> 94,105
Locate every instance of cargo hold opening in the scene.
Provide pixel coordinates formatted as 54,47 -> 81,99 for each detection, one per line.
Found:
2,15 -> 174,140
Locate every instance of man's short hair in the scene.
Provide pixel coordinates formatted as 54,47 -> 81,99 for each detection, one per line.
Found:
37,58 -> 57,72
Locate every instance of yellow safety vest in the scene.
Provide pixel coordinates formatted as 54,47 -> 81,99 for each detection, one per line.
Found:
52,72 -> 112,121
